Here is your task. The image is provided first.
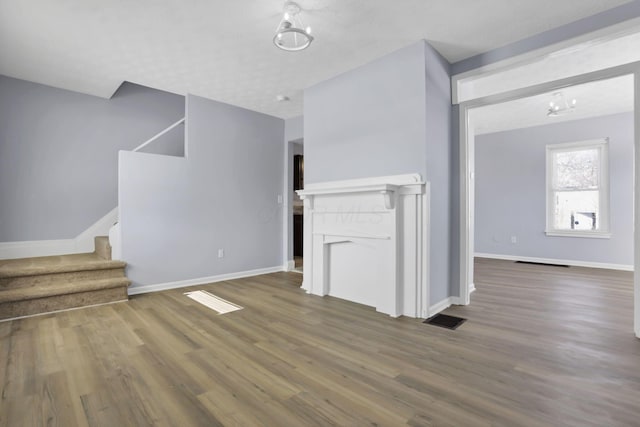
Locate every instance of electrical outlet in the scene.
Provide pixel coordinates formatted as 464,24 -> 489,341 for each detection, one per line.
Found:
510,235 -> 517,244
218,249 -> 224,258
277,194 -> 283,204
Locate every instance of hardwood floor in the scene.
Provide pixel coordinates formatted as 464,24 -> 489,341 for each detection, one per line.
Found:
1,258 -> 638,426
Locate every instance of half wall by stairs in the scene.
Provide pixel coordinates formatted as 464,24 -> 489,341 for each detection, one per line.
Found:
0,236 -> 130,320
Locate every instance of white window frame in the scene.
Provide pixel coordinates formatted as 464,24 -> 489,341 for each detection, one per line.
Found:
545,138 -> 610,238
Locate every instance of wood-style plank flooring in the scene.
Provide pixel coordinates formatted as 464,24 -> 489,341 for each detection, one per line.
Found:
1,258 -> 638,426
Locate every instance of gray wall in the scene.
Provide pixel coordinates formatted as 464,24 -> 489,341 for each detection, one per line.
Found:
285,115 -> 303,142
475,113 -> 634,266
305,41 -> 428,183
136,123 -> 185,158
120,94 -> 284,287
424,42 -> 453,303
304,40 -> 453,305
0,75 -> 184,241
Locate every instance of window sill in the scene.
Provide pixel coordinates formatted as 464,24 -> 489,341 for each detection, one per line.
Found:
545,230 -> 611,239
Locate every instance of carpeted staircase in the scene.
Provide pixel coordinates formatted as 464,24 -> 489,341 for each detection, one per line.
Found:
0,236 -> 130,320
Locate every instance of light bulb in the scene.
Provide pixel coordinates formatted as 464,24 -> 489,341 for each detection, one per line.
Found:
306,26 -> 312,34
284,12 -> 290,20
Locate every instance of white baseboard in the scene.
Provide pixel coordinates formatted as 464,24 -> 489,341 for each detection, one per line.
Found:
475,252 -> 633,272
0,207 -> 118,260
285,259 -> 296,271
429,284 -> 475,316
428,297 -> 453,317
128,265 -> 285,295
0,239 -> 77,260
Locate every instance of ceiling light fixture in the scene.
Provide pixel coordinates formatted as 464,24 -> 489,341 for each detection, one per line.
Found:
273,1 -> 313,52
547,91 -> 577,117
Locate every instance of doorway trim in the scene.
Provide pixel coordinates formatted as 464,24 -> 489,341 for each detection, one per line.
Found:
457,60 -> 640,337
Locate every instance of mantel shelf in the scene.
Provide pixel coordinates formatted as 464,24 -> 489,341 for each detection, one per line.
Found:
297,183 -> 399,198
313,231 -> 391,240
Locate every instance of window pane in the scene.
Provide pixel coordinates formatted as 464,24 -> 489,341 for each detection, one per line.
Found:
554,149 -> 599,189
553,190 -> 599,230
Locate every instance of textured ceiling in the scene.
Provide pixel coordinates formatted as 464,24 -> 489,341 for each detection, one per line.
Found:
471,75 -> 634,135
0,0 -> 633,118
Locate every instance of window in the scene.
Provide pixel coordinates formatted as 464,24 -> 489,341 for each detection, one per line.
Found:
546,139 -> 610,238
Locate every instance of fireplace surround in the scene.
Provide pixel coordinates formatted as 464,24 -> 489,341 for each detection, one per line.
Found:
297,174 -> 429,318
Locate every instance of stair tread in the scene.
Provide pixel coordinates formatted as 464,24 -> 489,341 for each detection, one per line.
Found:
0,277 -> 131,303
0,253 -> 126,278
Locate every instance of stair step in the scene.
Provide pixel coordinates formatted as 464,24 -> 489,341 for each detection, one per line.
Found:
1,267 -> 125,290
0,251 -> 131,320
0,253 -> 126,279
0,282 -> 130,320
0,277 -> 131,303
94,236 -> 112,260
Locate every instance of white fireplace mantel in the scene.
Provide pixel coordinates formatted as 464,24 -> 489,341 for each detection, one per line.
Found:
297,174 -> 429,318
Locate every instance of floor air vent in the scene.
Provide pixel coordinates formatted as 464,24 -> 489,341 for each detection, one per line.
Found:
423,314 -> 467,330
184,290 -> 243,314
